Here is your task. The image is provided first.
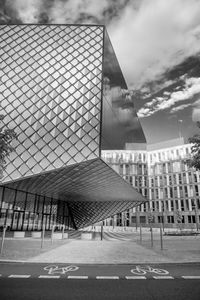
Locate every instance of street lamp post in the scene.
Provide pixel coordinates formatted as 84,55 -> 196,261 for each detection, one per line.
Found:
195,206 -> 199,231
162,202 -> 165,232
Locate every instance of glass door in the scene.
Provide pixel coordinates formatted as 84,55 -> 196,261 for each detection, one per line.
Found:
12,211 -> 24,230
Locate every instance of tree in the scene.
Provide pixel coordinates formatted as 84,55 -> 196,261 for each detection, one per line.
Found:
187,122 -> 200,171
0,114 -> 17,179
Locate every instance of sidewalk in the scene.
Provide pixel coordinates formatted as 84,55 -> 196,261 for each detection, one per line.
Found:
0,230 -> 200,264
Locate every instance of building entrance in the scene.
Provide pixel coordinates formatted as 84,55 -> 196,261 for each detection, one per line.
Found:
12,210 -> 24,230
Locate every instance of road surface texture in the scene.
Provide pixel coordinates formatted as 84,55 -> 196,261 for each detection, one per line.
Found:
0,277 -> 200,300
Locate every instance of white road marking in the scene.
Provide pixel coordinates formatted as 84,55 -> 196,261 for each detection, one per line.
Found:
182,276 -> 200,279
67,276 -> 88,279
96,276 -> 119,280
153,276 -> 174,279
39,275 -> 60,279
9,275 -> 31,278
125,276 -> 146,280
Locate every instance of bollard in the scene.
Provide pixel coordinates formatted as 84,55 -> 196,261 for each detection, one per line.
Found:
160,223 -> 163,250
0,225 -> 7,255
139,225 -> 142,243
150,224 -> 153,248
41,224 -> 45,249
51,225 -> 55,244
100,223 -> 103,241
62,225 -> 65,239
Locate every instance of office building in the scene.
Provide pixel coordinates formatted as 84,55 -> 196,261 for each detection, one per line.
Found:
102,138 -> 200,229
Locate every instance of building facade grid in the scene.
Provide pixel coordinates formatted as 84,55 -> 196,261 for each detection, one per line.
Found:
102,139 -> 200,229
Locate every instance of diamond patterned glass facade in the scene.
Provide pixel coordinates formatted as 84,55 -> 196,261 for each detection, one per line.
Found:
0,25 -> 146,230
0,25 -> 103,182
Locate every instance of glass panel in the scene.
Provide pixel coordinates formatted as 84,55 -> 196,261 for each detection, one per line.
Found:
0,25 -> 103,182
101,30 -> 146,150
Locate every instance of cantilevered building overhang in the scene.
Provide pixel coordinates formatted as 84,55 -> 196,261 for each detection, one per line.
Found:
0,24 -> 146,230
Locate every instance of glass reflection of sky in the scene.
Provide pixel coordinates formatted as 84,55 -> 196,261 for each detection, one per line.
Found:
101,30 -> 146,150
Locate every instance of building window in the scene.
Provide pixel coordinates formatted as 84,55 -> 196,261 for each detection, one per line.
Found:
179,186 -> 183,197
175,200 -> 179,210
194,174 -> 198,183
170,187 -> 173,198
184,186 -> 188,197
155,189 -> 159,199
183,173 -> 187,184
195,185 -> 199,196
188,172 -> 192,184
185,199 -> 189,210
197,199 -> 200,209
168,162 -> 172,173
191,199 -> 196,210
181,200 -> 184,211
165,200 -> 169,211
173,174 -> 176,184
158,216 -> 163,223
167,216 -> 174,223
188,215 -> 195,223
171,200 -> 174,211
174,187 -> 178,198
164,188 -> 168,198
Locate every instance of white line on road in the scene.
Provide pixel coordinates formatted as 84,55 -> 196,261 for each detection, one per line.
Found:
39,275 -> 60,279
9,275 -> 31,278
182,276 -> 200,279
96,276 -> 119,280
125,276 -> 146,280
153,276 -> 174,279
67,276 -> 88,279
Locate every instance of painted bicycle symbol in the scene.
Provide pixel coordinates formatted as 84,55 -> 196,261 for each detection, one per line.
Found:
44,265 -> 79,275
131,265 -> 169,275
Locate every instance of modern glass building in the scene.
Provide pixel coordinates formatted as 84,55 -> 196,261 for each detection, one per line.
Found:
0,24 -> 146,230
102,138 -> 200,229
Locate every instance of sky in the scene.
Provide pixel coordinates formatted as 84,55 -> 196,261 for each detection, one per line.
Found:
1,0 -> 200,145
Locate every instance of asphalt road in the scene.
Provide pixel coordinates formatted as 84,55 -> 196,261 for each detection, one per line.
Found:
0,278 -> 200,300
0,262 -> 200,299
0,262 -> 200,279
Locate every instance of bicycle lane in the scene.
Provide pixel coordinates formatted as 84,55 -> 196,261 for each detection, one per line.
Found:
0,262 -> 200,279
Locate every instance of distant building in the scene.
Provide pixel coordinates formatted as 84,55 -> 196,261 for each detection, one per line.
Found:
102,138 -> 200,229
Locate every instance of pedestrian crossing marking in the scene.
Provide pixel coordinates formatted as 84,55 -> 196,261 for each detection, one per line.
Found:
182,276 -> 200,279
153,276 -> 174,279
39,275 -> 60,279
1,273 -> 200,280
9,275 -> 31,278
96,276 -> 119,279
68,276 -> 88,279
125,276 -> 146,279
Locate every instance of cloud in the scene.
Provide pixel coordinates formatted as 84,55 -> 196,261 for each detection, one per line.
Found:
8,0 -> 42,23
7,0 -> 130,24
4,0 -> 200,90
138,76 -> 200,118
170,103 -> 191,113
109,0 -> 200,88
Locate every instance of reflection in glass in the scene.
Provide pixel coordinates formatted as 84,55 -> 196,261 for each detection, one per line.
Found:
101,30 -> 146,150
